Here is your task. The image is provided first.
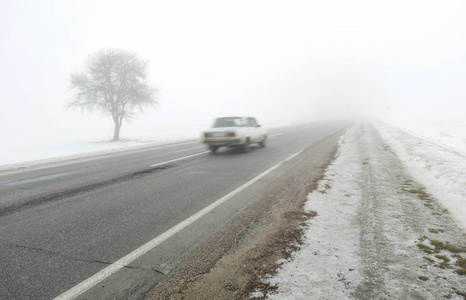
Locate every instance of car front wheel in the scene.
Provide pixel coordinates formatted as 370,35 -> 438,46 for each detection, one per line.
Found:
259,135 -> 267,147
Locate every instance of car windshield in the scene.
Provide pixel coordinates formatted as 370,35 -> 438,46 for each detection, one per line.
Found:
213,117 -> 242,128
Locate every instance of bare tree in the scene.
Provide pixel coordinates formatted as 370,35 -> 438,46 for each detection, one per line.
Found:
69,49 -> 157,141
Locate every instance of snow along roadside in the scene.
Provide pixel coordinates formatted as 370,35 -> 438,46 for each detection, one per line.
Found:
263,124 -> 364,299
373,121 -> 466,231
262,122 -> 466,299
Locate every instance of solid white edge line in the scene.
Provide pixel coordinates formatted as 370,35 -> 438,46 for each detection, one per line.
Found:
53,150 -> 303,300
149,151 -> 210,168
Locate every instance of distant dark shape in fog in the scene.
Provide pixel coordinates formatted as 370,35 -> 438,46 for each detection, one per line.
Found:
69,49 -> 158,141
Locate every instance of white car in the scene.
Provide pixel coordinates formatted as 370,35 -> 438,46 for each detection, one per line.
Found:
203,117 -> 267,153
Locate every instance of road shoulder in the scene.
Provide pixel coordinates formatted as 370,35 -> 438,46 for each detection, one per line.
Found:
144,129 -> 345,299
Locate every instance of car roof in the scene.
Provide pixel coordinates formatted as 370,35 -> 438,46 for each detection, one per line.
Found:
215,116 -> 253,119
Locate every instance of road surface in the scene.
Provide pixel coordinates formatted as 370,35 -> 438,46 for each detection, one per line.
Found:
0,122 -> 344,299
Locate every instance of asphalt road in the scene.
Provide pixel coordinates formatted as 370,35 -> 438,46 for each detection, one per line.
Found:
0,122 -> 344,299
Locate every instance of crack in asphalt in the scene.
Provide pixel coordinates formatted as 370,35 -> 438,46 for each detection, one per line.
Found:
14,244 -> 162,273
0,165 -> 173,218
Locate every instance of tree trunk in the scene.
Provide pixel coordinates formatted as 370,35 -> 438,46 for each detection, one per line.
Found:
113,117 -> 120,141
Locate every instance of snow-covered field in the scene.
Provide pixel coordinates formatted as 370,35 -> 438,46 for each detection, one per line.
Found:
264,120 -> 466,299
0,126 -> 203,169
387,118 -> 466,157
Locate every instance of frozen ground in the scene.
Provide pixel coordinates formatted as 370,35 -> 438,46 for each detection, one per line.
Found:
264,121 -> 466,299
374,121 -> 466,231
387,118 -> 466,157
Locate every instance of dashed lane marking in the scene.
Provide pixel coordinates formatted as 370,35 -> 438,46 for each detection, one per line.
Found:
149,151 -> 210,168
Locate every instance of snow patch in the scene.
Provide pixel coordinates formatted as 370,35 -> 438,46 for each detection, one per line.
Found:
266,126 -> 364,299
374,121 -> 466,230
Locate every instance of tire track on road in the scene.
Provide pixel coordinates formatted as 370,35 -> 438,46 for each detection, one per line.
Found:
0,166 -> 172,217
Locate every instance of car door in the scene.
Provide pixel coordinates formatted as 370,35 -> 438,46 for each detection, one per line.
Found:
247,117 -> 260,142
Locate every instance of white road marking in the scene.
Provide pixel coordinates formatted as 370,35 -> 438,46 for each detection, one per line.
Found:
269,133 -> 284,138
53,150 -> 303,300
149,151 -> 210,168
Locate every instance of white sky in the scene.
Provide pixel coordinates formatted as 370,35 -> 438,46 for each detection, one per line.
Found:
1,0 -> 466,137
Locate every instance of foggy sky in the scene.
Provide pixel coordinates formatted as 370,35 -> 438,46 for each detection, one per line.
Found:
1,0 -> 466,137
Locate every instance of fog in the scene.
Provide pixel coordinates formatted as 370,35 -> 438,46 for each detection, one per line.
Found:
1,0 -> 466,139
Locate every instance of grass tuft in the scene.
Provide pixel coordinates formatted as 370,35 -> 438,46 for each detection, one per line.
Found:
417,243 -> 435,254
456,269 -> 466,276
456,257 -> 466,269
435,255 -> 451,269
417,236 -> 466,277
428,228 -> 444,234
431,240 -> 465,254
418,275 -> 429,281
454,288 -> 466,298
424,256 -> 435,263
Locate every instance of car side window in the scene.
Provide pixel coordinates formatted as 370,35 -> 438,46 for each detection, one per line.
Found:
248,118 -> 258,127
